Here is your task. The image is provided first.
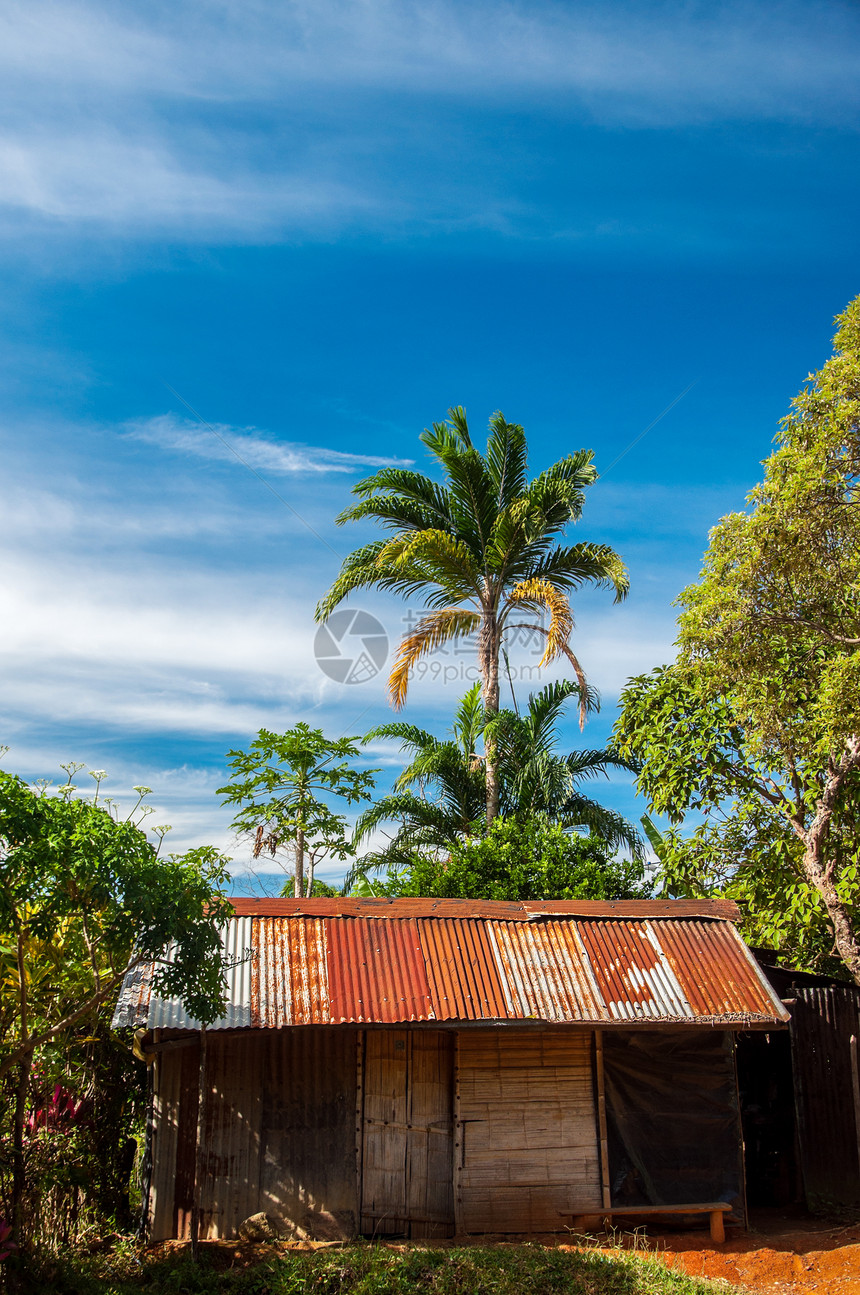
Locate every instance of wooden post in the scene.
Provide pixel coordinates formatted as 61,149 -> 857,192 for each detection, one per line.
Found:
190,1025 -> 207,1260
356,1031 -> 365,1230
453,1032 -> 463,1235
850,1035 -> 860,1175
594,1030 -> 611,1210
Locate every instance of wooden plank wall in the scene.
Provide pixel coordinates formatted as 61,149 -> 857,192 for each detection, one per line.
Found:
456,1029 -> 601,1232
360,1029 -> 454,1238
153,1029 -> 359,1240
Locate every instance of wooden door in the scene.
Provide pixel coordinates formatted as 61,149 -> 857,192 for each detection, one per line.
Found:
360,1029 -> 454,1237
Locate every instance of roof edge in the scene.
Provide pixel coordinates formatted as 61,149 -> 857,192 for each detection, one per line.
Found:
226,897 -> 741,922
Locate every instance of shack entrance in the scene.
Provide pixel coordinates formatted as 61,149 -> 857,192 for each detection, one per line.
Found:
359,1029 -> 455,1238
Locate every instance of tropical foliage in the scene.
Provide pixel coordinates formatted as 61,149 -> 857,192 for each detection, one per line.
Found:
0,764 -> 231,1249
615,295 -> 860,982
352,680 -> 641,878
316,407 -> 627,821
393,817 -> 651,901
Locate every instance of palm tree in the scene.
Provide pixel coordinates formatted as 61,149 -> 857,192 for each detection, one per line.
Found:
351,686 -> 487,875
352,682 -> 641,876
490,680 -> 641,854
316,408 -> 628,823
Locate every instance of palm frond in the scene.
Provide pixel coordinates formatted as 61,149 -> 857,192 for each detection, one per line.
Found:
452,683 -> 485,757
555,793 -> 643,858
506,578 -> 574,667
485,413 -> 528,507
388,609 -> 481,709
315,540 -> 390,620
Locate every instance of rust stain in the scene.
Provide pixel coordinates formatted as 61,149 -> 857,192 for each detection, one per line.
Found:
325,917 -> 433,1023
418,918 -> 510,1020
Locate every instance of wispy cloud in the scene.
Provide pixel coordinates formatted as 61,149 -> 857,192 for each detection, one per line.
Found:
0,2 -> 855,243
126,413 -> 413,474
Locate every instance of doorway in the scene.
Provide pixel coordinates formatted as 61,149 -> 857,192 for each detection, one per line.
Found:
359,1029 -> 455,1237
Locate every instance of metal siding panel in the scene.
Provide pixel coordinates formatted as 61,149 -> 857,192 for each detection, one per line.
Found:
791,986 -> 860,1207
252,917 -> 330,1026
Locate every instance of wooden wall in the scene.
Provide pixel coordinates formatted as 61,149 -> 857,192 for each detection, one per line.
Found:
149,1025 -> 602,1240
455,1030 -> 601,1232
149,1029 -> 359,1241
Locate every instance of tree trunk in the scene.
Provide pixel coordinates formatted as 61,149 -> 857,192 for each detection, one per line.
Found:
794,736 -> 860,986
480,611 -> 501,826
11,1050 -> 32,1249
190,1025 -> 207,1260
306,851 -> 315,898
294,825 -> 305,898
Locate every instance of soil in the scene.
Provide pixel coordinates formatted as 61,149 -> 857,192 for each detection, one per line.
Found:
567,1208 -> 860,1294
155,1210 -> 860,1294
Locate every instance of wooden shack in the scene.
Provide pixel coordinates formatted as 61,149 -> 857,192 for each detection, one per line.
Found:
113,898 -> 789,1241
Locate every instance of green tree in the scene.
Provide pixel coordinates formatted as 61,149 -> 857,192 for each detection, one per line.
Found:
615,296 -> 860,982
316,408 -> 627,824
218,725 -> 377,897
0,765 -> 230,1243
354,681 -> 640,875
616,669 -> 847,974
392,817 -> 650,901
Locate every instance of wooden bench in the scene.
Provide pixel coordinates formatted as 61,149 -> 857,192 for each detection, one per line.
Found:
561,1202 -> 732,1243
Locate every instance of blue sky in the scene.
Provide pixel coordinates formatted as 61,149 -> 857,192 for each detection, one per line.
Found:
2,0 -> 858,889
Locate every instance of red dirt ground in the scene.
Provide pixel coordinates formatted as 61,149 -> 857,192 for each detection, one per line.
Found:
563,1209 -> 860,1294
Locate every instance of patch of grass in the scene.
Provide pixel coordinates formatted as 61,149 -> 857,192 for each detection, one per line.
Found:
21,1240 -> 741,1295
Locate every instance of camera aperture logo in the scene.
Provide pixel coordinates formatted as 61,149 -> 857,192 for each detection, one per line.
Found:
314,609 -> 389,685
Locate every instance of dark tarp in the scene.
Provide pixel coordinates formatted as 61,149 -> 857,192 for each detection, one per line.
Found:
602,1030 -> 745,1221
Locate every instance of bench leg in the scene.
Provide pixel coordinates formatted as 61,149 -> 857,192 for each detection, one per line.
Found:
709,1210 -> 725,1244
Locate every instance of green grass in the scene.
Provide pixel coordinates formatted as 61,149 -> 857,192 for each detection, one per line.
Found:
20,1241 -> 741,1295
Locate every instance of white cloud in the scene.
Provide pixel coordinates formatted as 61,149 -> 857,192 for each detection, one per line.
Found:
126,413 -> 413,474
0,2 -> 855,240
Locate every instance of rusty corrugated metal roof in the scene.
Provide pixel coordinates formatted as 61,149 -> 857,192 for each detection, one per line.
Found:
112,899 -> 788,1032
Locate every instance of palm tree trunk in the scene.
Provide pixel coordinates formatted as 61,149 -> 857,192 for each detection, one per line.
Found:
480,612 -> 501,825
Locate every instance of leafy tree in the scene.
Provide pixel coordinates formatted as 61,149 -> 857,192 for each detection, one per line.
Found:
316,408 -> 627,823
392,817 -> 651,901
353,681 -> 641,875
0,765 -> 231,1244
617,671 -> 846,974
218,725 -> 377,897
615,294 -> 860,982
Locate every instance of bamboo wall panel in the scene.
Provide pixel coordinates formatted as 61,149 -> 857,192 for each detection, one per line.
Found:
456,1029 -> 600,1232
360,1029 -> 454,1237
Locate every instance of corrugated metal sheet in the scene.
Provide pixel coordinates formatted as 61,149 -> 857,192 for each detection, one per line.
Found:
253,916 -> 329,1026
418,918 -> 508,1020
326,917 -> 433,1022
789,985 -> 860,1208
113,901 -> 789,1032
